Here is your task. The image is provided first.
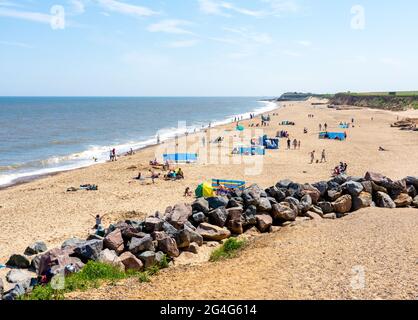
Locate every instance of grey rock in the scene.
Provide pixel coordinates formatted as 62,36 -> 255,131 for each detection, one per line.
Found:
74,239 -> 103,261
174,229 -> 191,249
313,181 -> 328,198
323,213 -> 337,220
98,249 -> 125,271
144,217 -> 164,233
405,176 -> 418,189
165,203 -> 193,229
208,207 -> 229,227
207,196 -> 229,210
361,181 -> 373,194
258,197 -> 272,211
242,205 -> 257,227
186,243 -> 199,254
157,237 -> 180,258
309,205 -> 324,216
162,221 -> 178,238
375,191 -> 396,209
184,224 -> 203,246
61,238 -> 86,250
342,181 -> 364,196
129,235 -> 155,254
327,189 -> 342,201
331,174 -> 348,185
6,269 -> 34,286
318,201 -> 334,214
412,196 -> 418,208
24,241 -> 47,256
192,197 -> 210,214
196,223 -> 231,241
300,194 -> 313,213
266,186 -> 286,202
300,184 -> 321,204
192,212 -> 207,225
284,197 -> 302,216
407,185 -> 417,198
276,179 -> 293,189
227,198 -> 243,209
242,184 -> 264,206
2,283 -> 27,301
138,251 -> 156,268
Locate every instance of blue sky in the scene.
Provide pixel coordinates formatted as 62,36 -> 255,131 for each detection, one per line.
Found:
0,0 -> 417,96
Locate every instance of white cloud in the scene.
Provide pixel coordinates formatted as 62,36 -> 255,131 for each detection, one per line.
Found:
96,0 -> 158,17
282,50 -> 302,57
380,58 -> 401,66
0,7 -> 51,24
198,0 -> 263,17
69,0 -> 85,15
147,20 -> 194,35
166,40 -> 199,48
262,0 -> 301,15
223,27 -> 273,45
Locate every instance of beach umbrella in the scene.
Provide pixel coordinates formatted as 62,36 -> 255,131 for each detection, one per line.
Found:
195,182 -> 214,198
236,125 -> 245,131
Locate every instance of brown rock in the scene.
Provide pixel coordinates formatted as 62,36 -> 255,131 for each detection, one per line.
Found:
333,195 -> 352,214
196,223 -> 231,241
256,214 -> 273,233
271,202 -> 297,221
104,229 -> 124,255
301,184 -> 321,204
158,237 -> 180,258
352,192 -> 373,211
394,193 -> 413,207
165,203 -> 193,229
119,252 -> 143,271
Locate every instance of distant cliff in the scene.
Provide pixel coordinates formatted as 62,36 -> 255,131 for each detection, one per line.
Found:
329,93 -> 418,111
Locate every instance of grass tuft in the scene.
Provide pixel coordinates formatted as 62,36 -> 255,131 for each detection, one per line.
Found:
210,238 -> 246,262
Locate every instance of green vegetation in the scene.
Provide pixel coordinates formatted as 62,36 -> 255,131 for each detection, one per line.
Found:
21,255 -> 170,300
210,238 -> 246,262
344,91 -> 418,97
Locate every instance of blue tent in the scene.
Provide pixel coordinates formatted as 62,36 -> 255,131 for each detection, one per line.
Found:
239,146 -> 265,155
319,132 -> 346,141
163,153 -> 198,163
261,135 -> 279,150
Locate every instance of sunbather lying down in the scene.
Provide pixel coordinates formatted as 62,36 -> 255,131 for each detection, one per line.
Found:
67,184 -> 98,192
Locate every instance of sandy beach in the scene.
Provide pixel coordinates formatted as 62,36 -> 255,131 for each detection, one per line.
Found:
1,98 -> 418,298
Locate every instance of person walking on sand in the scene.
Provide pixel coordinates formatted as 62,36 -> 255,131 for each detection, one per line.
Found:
320,149 -> 327,163
293,139 -> 298,150
309,150 -> 316,164
287,138 -> 291,150
324,123 -> 328,131
319,123 -> 322,132
298,140 -> 301,149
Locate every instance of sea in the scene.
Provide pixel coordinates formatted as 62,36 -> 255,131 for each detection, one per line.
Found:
0,97 -> 277,187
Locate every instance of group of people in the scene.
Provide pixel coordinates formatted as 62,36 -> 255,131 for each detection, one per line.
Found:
308,114 -> 315,118
164,168 -> 184,181
287,138 -> 301,150
319,123 -> 328,132
277,130 -> 290,138
309,149 -> 327,164
333,162 -> 348,176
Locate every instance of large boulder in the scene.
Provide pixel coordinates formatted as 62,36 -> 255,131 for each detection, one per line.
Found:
332,195 -> 352,214
174,229 -> 191,249
276,179 -> 292,189
258,197 -> 272,212
157,237 -> 180,258
6,254 -> 30,269
394,193 -> 413,208
207,196 -> 229,210
144,217 -> 164,233
331,174 -> 348,185
119,252 -> 143,271
361,181 -> 373,194
191,212 -> 207,225
371,181 -> 388,194
165,203 -> 193,229
327,189 -> 342,202
342,181 -> 364,197
242,205 -> 257,227
196,223 -> 231,241
284,197 -> 302,216
74,239 -> 103,261
103,229 -> 125,255
407,185 -> 417,198
242,184 -> 265,206
385,180 -> 407,198
2,283 -> 27,301
208,207 -> 229,227
312,181 -> 328,198
192,198 -> 210,214
299,194 -> 313,213
300,184 -> 321,204
318,201 -> 334,214
271,202 -> 297,221
162,221 -> 179,238
6,269 -> 35,286
375,191 -> 396,208
129,235 -> 155,254
226,207 -> 244,235
256,214 -> 273,233
98,249 -> 125,271
405,176 -> 418,189
227,198 -> 243,209
265,186 -> 286,202
138,251 -> 157,268
364,172 -> 388,184
24,241 -> 47,256
352,192 -> 373,211
61,238 -> 86,250
184,224 -> 204,246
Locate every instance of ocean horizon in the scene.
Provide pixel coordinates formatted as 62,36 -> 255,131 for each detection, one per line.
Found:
0,96 -> 278,187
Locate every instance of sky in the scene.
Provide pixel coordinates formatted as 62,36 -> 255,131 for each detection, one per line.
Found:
0,0 -> 417,96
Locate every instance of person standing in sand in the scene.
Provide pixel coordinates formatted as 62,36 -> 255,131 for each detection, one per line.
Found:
293,139 -> 298,150
320,149 -> 327,163
298,140 -> 301,149
309,150 -> 316,164
319,124 -> 322,132
287,138 -> 291,150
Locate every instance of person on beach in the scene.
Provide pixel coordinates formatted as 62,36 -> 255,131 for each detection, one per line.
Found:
309,150 -> 316,164
176,168 -> 184,179
112,148 -> 117,161
324,123 -> 328,131
91,213 -> 108,230
184,187 -> 193,197
293,139 -> 298,150
320,149 -> 327,163
319,124 -> 322,131
298,140 -> 301,149
287,138 -> 291,150
109,149 -> 114,161
135,172 -> 142,180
